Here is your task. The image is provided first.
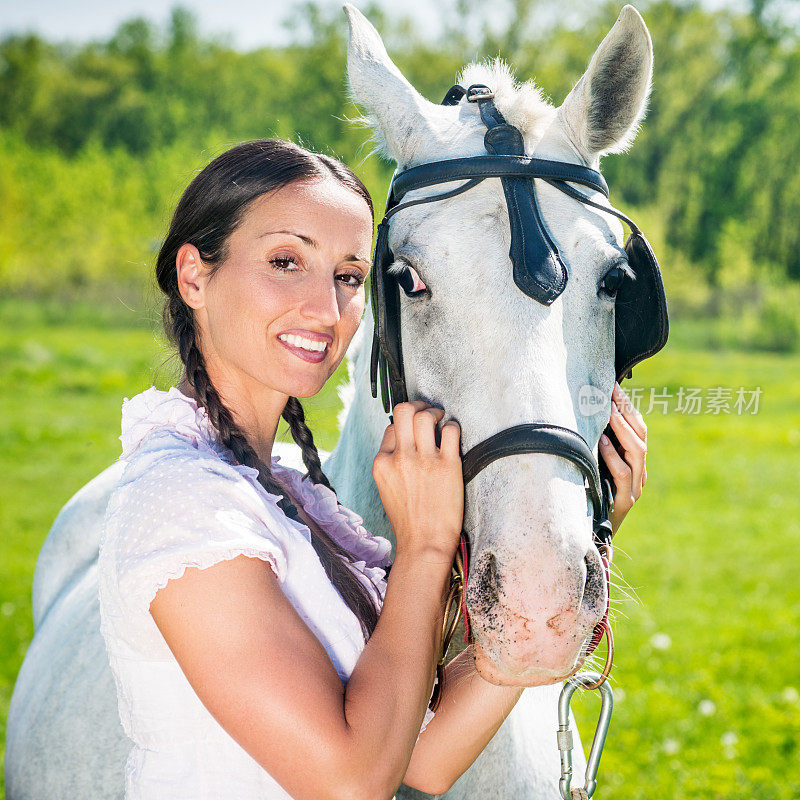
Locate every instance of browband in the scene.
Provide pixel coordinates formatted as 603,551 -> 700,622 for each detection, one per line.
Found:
390,155 -> 609,203
383,83 -> 616,306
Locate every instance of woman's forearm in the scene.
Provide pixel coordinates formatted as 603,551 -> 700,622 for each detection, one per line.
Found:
342,546 -> 451,799
403,644 -> 524,794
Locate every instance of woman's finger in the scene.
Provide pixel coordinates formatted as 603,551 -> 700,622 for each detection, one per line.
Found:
413,406 -> 446,454
612,382 -> 647,443
608,400 -> 646,497
377,421 -> 396,454
391,400 -> 431,451
599,432 -> 634,512
439,419 -> 462,460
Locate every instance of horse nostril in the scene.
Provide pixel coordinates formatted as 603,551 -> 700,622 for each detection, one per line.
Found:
472,551 -> 502,622
582,547 -> 606,620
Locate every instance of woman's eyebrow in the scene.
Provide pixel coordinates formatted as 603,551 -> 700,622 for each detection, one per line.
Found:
259,229 -> 370,264
258,229 -> 317,247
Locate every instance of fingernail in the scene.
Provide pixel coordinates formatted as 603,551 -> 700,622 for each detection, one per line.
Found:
611,400 -> 619,414
600,434 -> 609,445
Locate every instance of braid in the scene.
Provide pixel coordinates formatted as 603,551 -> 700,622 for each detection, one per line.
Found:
174,310 -> 299,519
166,299 -> 380,642
282,396 -> 332,490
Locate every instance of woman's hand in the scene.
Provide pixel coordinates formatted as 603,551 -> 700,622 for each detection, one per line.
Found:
599,382 -> 648,534
372,401 -> 463,565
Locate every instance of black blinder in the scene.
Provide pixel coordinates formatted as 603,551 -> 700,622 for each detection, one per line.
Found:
616,230 -> 669,381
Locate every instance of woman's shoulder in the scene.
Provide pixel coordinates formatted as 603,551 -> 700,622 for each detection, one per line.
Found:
119,386 -> 235,464
99,389 -> 301,608
103,387 -> 292,546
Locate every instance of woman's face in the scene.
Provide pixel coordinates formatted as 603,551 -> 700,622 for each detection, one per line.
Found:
183,176 -> 374,401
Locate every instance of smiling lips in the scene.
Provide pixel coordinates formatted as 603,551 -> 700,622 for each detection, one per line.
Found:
277,332 -> 331,363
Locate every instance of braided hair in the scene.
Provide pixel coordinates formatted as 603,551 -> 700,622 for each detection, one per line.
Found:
155,139 -> 380,642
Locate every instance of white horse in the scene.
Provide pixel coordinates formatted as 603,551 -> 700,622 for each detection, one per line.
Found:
5,5 -> 654,798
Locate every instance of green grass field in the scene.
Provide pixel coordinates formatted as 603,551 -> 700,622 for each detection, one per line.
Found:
1,297 -> 798,799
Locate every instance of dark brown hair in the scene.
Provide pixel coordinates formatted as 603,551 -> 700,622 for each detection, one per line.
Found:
155,139 -> 381,642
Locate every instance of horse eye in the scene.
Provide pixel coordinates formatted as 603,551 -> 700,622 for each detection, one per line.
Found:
397,262 -> 428,296
599,265 -> 625,298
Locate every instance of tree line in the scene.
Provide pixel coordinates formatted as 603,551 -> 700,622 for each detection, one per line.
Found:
1,0 -> 799,297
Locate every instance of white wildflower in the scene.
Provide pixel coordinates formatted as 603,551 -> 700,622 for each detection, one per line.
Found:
698,699 -> 716,716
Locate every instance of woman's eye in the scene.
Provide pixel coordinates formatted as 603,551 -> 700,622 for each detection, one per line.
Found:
337,272 -> 365,289
599,265 -> 625,299
269,255 -> 298,271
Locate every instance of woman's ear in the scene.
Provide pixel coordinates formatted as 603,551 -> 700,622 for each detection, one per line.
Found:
176,244 -> 205,309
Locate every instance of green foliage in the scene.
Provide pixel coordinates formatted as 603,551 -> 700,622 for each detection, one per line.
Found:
739,284 -> 800,352
634,1 -> 800,283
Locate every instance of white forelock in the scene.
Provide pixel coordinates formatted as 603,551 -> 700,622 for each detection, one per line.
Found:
456,57 -> 556,145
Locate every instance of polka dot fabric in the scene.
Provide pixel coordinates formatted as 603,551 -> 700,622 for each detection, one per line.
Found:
98,387 -> 436,800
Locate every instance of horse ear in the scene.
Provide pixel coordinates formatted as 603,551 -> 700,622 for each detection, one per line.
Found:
557,5 -> 653,163
343,3 -> 438,166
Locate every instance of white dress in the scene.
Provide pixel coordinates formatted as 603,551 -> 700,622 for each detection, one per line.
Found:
98,387 -> 435,800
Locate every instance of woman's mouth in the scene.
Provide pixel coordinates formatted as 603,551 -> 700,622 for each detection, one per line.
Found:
277,333 -> 330,363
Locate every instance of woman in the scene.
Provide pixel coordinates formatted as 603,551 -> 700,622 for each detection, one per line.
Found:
98,138 -> 647,800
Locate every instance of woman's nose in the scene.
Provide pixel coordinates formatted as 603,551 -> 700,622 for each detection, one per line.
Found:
300,273 -> 342,327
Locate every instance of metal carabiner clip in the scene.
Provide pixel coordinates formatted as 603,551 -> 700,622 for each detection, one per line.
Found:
557,672 -> 614,800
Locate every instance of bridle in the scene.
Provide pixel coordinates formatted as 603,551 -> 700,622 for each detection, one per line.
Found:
369,83 -> 669,695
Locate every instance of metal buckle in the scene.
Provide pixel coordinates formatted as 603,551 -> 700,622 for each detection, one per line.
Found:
557,672 -> 614,800
466,87 -> 494,102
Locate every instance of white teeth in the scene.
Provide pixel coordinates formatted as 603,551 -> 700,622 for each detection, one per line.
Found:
279,333 -> 328,353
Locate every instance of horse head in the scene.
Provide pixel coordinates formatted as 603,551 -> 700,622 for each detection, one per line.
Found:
345,4 -> 654,686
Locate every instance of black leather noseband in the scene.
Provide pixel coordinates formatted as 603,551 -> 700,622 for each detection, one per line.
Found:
461,424 -> 613,548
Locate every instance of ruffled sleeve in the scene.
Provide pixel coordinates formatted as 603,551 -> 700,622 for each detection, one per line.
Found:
270,456 -> 394,605
119,386 -> 230,462
101,446 -> 295,624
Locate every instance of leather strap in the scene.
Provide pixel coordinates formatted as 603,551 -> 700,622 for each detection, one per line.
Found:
390,155 -> 609,202
473,87 -> 567,304
441,84 -> 467,106
384,178 -> 483,221
371,222 -> 407,411
544,179 -> 639,233
462,423 -> 603,516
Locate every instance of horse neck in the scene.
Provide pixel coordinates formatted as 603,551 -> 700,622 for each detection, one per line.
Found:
324,309 -> 395,546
